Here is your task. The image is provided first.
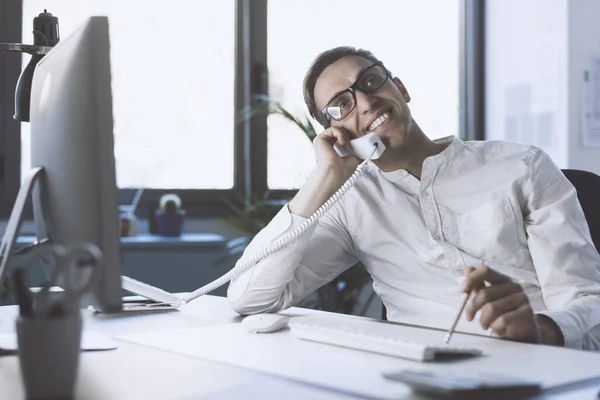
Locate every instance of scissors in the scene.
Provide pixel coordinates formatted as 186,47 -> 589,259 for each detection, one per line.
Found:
34,243 -> 103,317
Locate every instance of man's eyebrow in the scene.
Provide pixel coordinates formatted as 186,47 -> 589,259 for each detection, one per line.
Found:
345,63 -> 376,86
355,63 -> 376,77
322,63 -> 377,109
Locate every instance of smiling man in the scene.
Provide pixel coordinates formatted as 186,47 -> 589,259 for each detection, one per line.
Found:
227,46 -> 600,350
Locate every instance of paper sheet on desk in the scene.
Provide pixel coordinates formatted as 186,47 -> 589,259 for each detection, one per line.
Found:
0,330 -> 118,355
115,318 -> 600,400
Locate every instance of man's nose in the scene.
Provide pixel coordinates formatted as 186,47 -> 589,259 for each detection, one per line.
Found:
355,90 -> 380,115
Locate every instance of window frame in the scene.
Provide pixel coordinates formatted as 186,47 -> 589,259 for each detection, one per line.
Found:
1,0 -> 483,219
460,0 -> 486,141
0,0 -> 23,219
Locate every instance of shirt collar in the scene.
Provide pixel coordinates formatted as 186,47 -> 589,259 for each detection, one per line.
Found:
379,135 -> 464,183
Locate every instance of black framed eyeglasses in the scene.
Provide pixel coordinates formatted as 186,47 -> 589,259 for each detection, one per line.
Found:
320,61 -> 390,127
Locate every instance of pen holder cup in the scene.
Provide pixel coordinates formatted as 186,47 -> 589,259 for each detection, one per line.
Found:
16,313 -> 83,399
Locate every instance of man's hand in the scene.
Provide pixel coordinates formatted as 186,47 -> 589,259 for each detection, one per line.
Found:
462,266 -> 562,345
313,126 -> 361,176
288,127 -> 360,218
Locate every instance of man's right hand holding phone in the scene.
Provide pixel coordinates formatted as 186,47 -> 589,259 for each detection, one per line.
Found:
289,127 -> 361,218
314,127 -> 362,178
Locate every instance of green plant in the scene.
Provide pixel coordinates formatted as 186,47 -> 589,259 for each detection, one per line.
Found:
221,192 -> 280,237
240,94 -> 319,142
222,96 -> 374,316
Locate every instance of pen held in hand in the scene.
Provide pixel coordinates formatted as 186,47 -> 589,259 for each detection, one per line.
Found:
444,290 -> 472,344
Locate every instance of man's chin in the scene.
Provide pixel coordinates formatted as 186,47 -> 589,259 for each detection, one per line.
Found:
380,130 -> 408,151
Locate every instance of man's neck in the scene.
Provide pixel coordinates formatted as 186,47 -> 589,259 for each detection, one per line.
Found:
376,121 -> 445,180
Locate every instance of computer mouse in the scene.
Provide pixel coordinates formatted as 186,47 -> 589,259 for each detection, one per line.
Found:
241,313 -> 290,333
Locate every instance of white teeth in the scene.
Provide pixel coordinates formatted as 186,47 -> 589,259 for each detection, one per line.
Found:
369,112 -> 390,131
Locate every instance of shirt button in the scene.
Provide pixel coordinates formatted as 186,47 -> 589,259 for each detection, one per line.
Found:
423,190 -> 431,198
433,233 -> 441,241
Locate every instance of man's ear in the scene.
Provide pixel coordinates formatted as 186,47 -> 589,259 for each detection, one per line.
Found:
392,77 -> 411,103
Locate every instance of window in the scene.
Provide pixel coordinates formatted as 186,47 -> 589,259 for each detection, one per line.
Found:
21,0 -> 235,190
267,0 -> 460,189
1,0 -> 481,218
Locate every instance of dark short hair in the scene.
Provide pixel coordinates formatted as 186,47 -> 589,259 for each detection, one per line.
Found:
303,46 -> 385,127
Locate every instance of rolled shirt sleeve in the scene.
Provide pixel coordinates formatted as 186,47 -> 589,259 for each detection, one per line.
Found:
524,148 -> 600,349
227,201 -> 358,315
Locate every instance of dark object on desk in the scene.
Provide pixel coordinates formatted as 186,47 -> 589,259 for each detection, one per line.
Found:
17,314 -> 82,399
380,168 -> 600,322
383,370 -> 541,400
156,210 -> 185,237
119,188 -> 143,237
12,269 -> 34,317
155,194 -> 185,237
119,206 -> 139,237
11,243 -> 101,398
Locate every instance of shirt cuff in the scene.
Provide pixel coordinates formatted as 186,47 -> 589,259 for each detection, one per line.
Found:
536,310 -> 583,349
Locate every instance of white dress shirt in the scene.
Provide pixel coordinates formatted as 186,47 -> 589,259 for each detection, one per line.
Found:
227,136 -> 600,350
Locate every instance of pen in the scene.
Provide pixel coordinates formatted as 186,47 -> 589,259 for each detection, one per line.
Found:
12,269 -> 34,317
444,290 -> 472,344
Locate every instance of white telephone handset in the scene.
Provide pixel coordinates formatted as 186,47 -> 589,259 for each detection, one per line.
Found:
333,132 -> 386,160
179,133 -> 386,305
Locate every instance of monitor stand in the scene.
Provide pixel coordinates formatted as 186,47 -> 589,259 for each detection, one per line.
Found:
0,167 -> 49,298
0,168 -> 181,312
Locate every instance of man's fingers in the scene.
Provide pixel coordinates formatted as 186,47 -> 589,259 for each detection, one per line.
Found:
462,266 -> 484,293
465,282 -> 523,321
489,304 -> 537,342
460,267 -> 539,344
316,126 -> 350,147
479,291 -> 530,329
462,265 -> 511,293
313,127 -> 352,163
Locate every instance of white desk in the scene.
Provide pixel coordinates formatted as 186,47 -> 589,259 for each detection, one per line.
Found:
2,295 -> 600,400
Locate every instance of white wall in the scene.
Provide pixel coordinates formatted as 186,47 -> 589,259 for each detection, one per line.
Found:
485,0 -> 569,167
567,0 -> 600,175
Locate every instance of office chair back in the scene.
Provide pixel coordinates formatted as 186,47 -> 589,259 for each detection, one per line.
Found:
561,169 -> 600,251
381,169 -> 600,321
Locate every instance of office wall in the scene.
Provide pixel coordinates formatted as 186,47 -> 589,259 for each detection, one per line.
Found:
485,0 -> 569,166
567,0 -> 600,174
486,0 -> 600,174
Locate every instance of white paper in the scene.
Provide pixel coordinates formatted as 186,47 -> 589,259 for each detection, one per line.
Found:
581,56 -> 600,147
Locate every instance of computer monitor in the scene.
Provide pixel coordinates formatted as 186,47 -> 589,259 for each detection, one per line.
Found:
28,16 -> 123,312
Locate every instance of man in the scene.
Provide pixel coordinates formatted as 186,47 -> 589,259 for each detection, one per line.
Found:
227,46 -> 600,350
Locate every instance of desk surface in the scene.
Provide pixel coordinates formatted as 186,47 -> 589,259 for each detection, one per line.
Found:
2,296 -> 600,400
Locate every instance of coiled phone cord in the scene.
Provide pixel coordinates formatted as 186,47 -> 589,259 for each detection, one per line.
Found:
181,144 -> 379,304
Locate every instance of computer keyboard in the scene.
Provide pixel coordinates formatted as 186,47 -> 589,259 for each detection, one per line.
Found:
121,276 -> 185,308
288,316 -> 483,362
